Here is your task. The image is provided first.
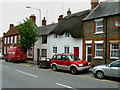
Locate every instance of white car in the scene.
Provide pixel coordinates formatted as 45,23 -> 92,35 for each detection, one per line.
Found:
0,53 -> 4,59
92,60 -> 120,79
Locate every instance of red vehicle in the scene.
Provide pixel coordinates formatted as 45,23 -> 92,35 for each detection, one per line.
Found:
5,47 -> 26,62
51,53 -> 91,75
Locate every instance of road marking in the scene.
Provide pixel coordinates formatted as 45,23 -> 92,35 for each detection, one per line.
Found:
56,83 -> 77,90
16,70 -> 38,78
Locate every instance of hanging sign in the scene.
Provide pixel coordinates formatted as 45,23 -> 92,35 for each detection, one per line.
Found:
115,22 -> 120,27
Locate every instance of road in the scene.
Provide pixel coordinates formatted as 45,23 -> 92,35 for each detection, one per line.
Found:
0,60 -> 119,89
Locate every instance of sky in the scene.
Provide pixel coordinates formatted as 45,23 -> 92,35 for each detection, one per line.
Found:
0,0 -> 107,37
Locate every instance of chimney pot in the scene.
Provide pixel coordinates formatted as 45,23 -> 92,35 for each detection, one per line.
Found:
42,17 -> 46,26
10,24 -> 14,29
67,8 -> 71,15
30,15 -> 36,23
58,15 -> 63,23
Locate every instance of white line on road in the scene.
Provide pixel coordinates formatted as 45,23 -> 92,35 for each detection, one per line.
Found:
56,83 -> 77,90
16,70 -> 38,78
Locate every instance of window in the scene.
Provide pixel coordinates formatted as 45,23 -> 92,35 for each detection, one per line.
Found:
52,55 -> 56,60
8,37 -> 9,44
7,47 -> 9,52
42,35 -> 47,44
64,46 -> 69,53
4,38 -> 6,44
56,55 -> 62,60
95,19 -> 103,33
53,47 -> 57,53
95,44 -> 103,58
110,61 -> 120,67
28,48 -> 32,56
54,34 -> 57,38
11,36 -> 13,44
41,49 -> 47,57
19,35 -> 20,40
4,47 -> 6,54
65,32 -> 69,37
14,36 -> 17,43
110,43 -> 119,58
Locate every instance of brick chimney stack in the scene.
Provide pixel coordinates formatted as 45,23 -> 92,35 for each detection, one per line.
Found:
30,14 -> 36,23
10,24 -> 14,29
67,8 -> 71,15
91,0 -> 99,9
42,17 -> 46,26
58,15 -> 63,23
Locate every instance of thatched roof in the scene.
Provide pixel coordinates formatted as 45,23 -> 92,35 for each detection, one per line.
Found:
37,23 -> 58,36
51,10 -> 90,38
83,1 -> 120,21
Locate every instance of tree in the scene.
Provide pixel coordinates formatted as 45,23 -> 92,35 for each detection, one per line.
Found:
17,17 -> 38,60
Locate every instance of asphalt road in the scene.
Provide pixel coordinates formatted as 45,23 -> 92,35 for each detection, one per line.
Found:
0,60 -> 120,89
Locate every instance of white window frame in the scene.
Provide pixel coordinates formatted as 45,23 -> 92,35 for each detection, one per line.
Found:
7,37 -> 9,44
11,36 -> 13,44
4,38 -> 6,44
65,32 -> 70,37
95,19 -> 103,34
110,43 -> 119,59
53,47 -> 57,53
64,46 -> 69,53
4,47 -> 6,54
14,36 -> 17,43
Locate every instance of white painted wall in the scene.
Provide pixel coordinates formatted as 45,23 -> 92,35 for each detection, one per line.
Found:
49,33 -> 83,59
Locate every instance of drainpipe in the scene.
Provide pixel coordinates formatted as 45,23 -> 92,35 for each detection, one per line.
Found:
105,17 -> 107,64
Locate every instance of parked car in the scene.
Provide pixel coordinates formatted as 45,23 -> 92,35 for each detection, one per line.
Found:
51,53 -> 91,75
92,60 -> 120,79
0,53 -> 4,59
5,47 -> 26,62
38,58 -> 51,68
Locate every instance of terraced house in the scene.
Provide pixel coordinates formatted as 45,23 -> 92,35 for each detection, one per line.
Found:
82,1 -> 120,66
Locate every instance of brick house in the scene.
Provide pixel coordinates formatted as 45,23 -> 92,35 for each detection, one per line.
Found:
0,37 -> 3,54
82,1 -> 120,66
2,15 -> 36,60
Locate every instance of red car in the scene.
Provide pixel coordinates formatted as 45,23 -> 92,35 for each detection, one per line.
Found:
5,47 -> 26,62
51,53 -> 91,74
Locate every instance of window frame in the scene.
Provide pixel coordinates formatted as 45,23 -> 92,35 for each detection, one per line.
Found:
4,38 -> 6,44
54,34 -> 57,38
95,19 -> 104,34
64,46 -> 69,53
42,35 -> 47,44
7,37 -> 10,44
41,49 -> 47,57
110,43 -> 119,59
14,36 -> 17,43
95,44 -> 103,59
11,36 -> 13,44
53,47 -> 57,53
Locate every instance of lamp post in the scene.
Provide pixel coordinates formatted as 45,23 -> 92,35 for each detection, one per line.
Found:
26,6 -> 41,26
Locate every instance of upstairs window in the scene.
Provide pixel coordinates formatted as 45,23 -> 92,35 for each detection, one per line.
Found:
54,34 -> 57,38
7,37 -> 10,44
14,36 -> 17,43
11,36 -> 13,44
110,43 -> 119,59
42,35 -> 47,44
4,38 -> 6,44
95,19 -> 103,34
65,32 -> 69,37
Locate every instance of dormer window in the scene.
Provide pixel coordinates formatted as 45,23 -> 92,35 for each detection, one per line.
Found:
65,32 -> 69,37
95,19 -> 104,34
54,34 -> 57,38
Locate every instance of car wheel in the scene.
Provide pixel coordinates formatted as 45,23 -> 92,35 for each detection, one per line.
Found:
96,71 -> 104,79
70,67 -> 77,75
5,58 -> 8,62
52,65 -> 57,71
38,63 -> 42,68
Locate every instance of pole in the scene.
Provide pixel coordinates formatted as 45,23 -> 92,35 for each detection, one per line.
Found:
105,17 -> 107,64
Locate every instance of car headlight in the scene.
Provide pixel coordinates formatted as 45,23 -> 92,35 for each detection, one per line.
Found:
79,64 -> 83,67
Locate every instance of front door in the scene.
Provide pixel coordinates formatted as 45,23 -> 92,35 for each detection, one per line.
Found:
74,47 -> 79,58
37,49 -> 40,60
86,45 -> 91,64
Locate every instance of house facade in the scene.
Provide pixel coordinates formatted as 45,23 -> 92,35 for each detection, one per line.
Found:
82,1 -> 120,66
2,15 -> 36,60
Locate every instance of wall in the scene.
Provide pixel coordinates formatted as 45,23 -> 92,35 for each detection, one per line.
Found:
49,33 -> 83,59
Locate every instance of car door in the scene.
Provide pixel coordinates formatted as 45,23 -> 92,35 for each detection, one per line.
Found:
55,55 -> 62,69
109,61 -> 120,78
60,55 -> 69,70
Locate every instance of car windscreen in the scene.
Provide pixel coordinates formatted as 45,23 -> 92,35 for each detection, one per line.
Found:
68,55 -> 80,61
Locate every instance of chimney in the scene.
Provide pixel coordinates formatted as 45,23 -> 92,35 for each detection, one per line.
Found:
58,15 -> 63,23
42,17 -> 46,26
10,24 -> 14,29
91,0 -> 99,9
67,8 -> 71,15
30,14 -> 36,23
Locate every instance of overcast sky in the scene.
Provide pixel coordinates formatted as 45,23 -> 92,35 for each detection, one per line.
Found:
0,0 -> 107,37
